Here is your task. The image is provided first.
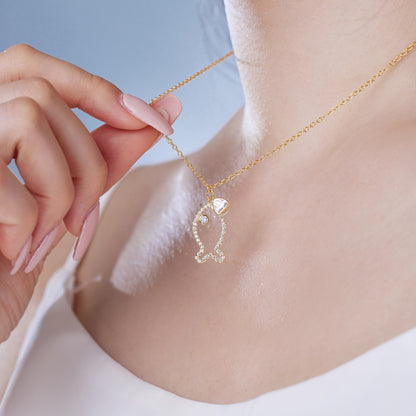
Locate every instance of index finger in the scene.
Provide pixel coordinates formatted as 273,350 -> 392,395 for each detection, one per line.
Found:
0,43 -> 167,131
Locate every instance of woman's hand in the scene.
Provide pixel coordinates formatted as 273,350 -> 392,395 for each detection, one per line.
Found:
0,43 -> 182,342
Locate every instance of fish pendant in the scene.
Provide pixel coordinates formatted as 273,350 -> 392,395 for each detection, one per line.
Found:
192,197 -> 230,263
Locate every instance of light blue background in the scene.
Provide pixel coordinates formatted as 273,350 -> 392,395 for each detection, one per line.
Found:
0,0 -> 244,179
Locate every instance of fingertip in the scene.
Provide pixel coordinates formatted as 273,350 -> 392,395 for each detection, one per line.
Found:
151,93 -> 182,126
121,93 -> 173,135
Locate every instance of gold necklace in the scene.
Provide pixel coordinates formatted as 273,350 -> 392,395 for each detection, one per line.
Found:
149,41 -> 416,264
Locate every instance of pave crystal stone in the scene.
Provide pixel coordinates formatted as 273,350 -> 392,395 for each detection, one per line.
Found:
199,215 -> 209,224
212,198 -> 229,215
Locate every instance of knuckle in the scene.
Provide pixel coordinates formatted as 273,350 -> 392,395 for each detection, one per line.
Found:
7,43 -> 35,57
12,96 -> 44,132
83,72 -> 111,101
77,71 -> 115,109
87,73 -> 106,90
26,76 -> 56,105
74,71 -> 100,108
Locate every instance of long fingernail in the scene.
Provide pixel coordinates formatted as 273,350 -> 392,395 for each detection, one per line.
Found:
24,224 -> 60,274
121,93 -> 174,136
10,236 -> 32,275
73,201 -> 100,261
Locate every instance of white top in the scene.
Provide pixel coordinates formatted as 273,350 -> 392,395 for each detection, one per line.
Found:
1,192 -> 416,415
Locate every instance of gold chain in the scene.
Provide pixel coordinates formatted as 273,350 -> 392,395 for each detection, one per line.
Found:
149,41 -> 416,201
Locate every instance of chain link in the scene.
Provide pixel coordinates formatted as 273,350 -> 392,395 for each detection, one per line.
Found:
149,41 -> 416,194
149,51 -> 234,106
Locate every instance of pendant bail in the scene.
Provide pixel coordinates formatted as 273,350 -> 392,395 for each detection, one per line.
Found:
206,185 -> 215,203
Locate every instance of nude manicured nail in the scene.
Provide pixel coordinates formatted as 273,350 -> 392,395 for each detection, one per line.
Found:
121,93 -> 174,136
10,236 -> 32,276
24,224 -> 60,274
73,201 -> 100,261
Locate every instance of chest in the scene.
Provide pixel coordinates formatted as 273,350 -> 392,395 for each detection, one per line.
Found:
73,132 -> 416,404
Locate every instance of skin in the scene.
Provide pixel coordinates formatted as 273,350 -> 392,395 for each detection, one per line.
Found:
71,0 -> 416,404
2,0 -> 416,405
0,45 -> 177,343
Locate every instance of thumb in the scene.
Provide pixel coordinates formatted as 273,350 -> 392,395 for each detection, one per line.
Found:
91,93 -> 182,192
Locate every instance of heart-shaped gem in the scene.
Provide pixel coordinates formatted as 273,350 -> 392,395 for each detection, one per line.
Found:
212,198 -> 229,215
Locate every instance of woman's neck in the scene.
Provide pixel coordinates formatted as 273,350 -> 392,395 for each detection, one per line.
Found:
223,0 -> 416,157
